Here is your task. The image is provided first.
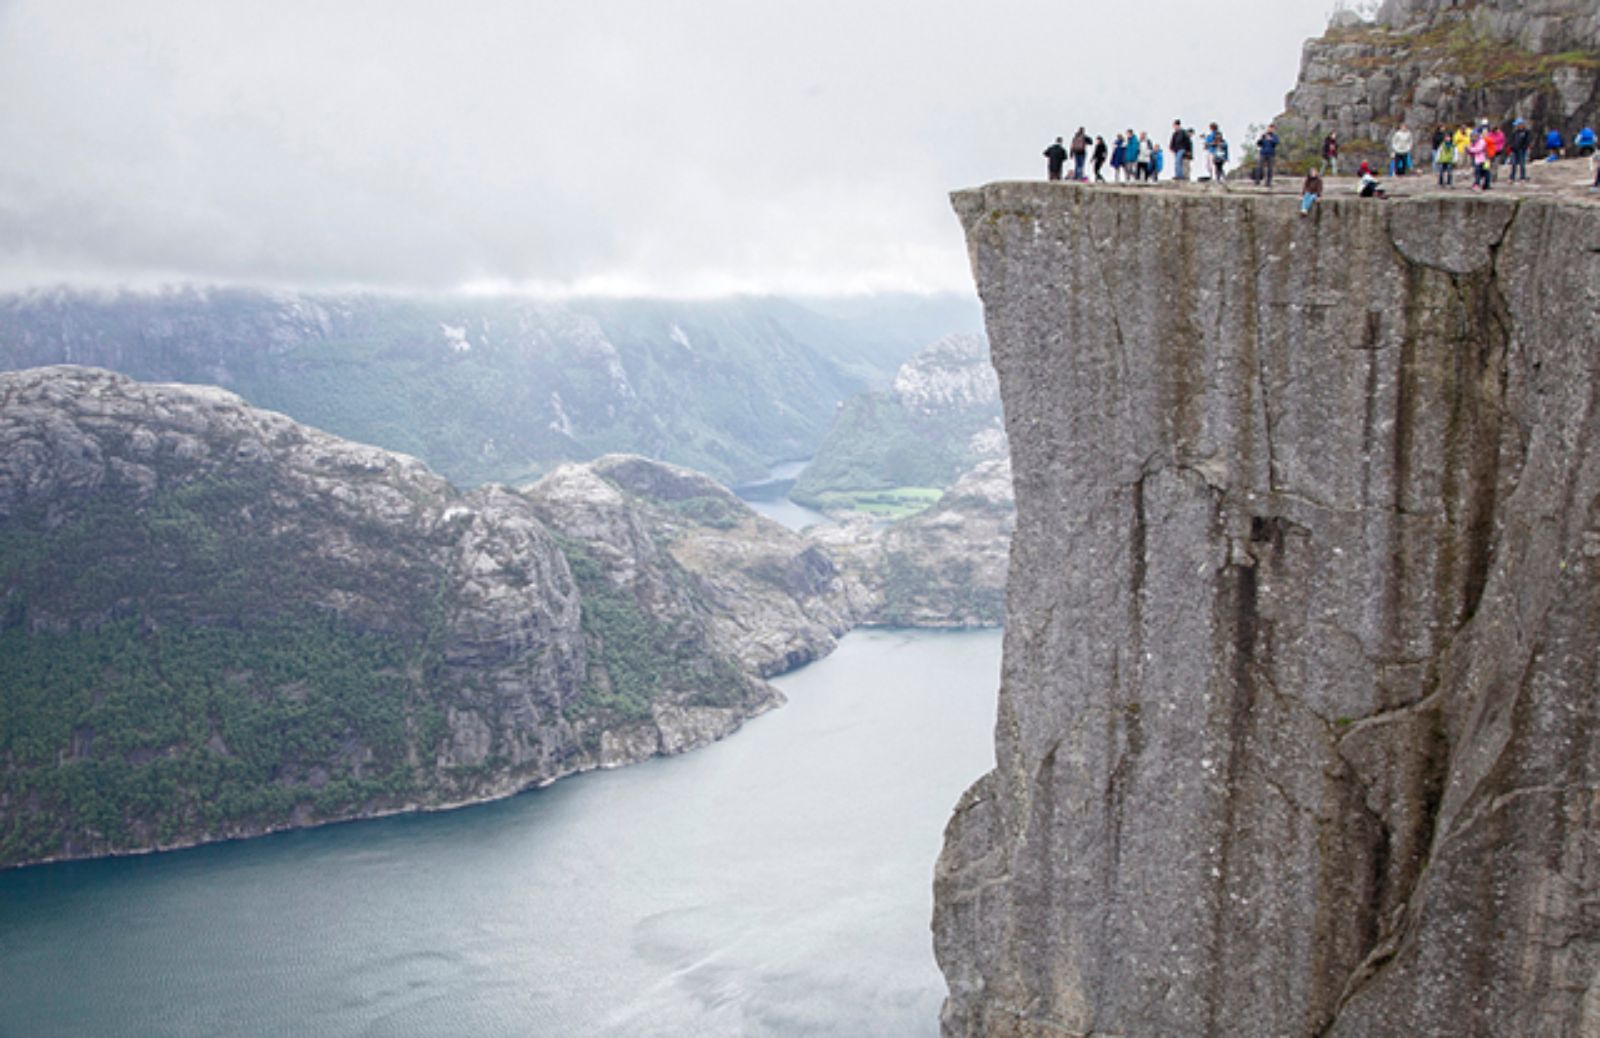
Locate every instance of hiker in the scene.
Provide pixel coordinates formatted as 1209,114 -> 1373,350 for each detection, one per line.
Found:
1044,137 -> 1068,181
1546,126 -> 1565,160
1435,132 -> 1457,187
1257,125 -> 1280,187
1487,123 -> 1505,182
1170,120 -> 1191,180
1092,136 -> 1108,181
1136,132 -> 1153,182
1509,118 -> 1532,181
1207,124 -> 1229,183
1300,166 -> 1323,216
1152,142 -> 1164,181
1577,125 -> 1597,156
1123,131 -> 1141,181
1468,129 -> 1491,190
1070,128 -> 1089,180
1357,161 -> 1385,198
1389,125 -> 1413,175
1322,131 -> 1339,175
1110,133 -> 1126,181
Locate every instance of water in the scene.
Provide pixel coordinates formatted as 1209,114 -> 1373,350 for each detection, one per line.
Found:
0,628 -> 1000,1037
732,460 -> 831,532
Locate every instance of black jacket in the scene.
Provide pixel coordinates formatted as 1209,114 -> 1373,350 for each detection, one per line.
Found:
1170,128 -> 1190,155
1044,142 -> 1068,166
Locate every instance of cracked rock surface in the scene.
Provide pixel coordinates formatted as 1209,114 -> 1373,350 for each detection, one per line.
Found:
934,182 -> 1600,1037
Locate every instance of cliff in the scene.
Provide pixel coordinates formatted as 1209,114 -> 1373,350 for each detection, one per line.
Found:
934,183 -> 1599,1036
1278,0 -> 1600,159
0,367 -> 849,868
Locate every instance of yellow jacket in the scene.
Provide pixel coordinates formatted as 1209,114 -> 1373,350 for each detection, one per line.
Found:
1453,128 -> 1471,154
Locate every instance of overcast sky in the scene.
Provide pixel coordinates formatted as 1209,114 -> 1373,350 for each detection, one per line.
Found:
0,1 -> 1338,297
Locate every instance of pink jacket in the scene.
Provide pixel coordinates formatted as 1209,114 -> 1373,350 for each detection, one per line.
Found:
1467,135 -> 1490,165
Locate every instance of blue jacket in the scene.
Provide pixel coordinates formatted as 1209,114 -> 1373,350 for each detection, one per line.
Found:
1548,129 -> 1565,149
1123,137 -> 1140,164
1257,132 -> 1278,158
1578,127 -> 1597,147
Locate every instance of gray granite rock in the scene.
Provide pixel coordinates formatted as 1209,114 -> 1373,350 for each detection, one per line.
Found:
935,182 -> 1600,1037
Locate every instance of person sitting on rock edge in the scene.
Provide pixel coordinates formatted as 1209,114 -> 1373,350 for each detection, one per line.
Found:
1300,167 -> 1323,215
1357,161 -> 1385,199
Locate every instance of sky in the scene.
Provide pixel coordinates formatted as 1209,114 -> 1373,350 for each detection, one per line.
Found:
0,1 -> 1340,298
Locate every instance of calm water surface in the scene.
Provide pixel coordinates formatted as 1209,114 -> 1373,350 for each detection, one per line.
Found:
731,460 -> 830,532
0,628 -> 1000,1037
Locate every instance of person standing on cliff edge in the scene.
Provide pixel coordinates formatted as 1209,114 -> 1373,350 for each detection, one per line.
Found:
1092,135 -> 1108,181
1509,118 -> 1532,181
1389,125 -> 1414,176
1322,130 -> 1339,175
1170,120 -> 1191,181
1256,125 -> 1280,187
1070,128 -> 1089,181
1044,137 -> 1068,181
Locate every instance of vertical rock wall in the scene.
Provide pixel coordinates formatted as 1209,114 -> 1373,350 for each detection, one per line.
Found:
935,182 -> 1600,1037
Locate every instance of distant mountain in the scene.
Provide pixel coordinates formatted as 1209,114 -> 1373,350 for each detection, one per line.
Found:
791,332 -> 1005,511
0,367 -> 854,868
810,457 -> 1013,627
0,288 -> 981,487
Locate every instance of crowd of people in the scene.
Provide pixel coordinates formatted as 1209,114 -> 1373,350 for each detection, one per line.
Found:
1042,122 -> 1236,186
1044,115 -> 1600,201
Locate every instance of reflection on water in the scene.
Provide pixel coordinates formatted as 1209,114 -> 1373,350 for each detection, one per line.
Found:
0,628 -> 1000,1038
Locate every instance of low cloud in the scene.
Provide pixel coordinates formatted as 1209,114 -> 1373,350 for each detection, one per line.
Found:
0,0 -> 1333,296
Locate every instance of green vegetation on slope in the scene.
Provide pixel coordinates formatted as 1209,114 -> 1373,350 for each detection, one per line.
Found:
0,475 -> 448,865
557,539 -> 750,726
0,616 -> 430,865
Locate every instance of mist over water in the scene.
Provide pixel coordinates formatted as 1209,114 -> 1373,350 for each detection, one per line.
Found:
0,627 -> 1001,1037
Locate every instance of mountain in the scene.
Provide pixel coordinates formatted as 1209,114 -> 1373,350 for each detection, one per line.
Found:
808,458 -> 1012,627
0,366 -> 852,868
1277,0 -> 1600,163
0,289 -> 981,487
936,182 -> 1600,1035
790,331 -> 1005,512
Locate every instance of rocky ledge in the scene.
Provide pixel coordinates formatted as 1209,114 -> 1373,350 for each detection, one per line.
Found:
935,182 -> 1600,1036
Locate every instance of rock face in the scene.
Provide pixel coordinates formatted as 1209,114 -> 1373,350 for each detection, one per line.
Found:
808,458 -> 1013,627
0,367 -> 853,868
934,182 -> 1600,1036
526,454 -> 856,677
1278,0 -> 1600,163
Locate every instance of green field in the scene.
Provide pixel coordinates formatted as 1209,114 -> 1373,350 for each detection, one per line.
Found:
811,487 -> 943,520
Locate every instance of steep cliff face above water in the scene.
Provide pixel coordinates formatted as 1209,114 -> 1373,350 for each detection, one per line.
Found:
935,183 -> 1599,1036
